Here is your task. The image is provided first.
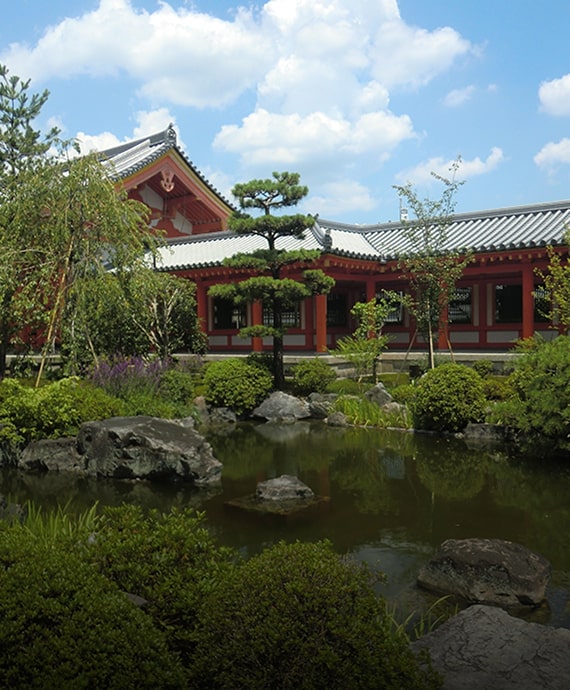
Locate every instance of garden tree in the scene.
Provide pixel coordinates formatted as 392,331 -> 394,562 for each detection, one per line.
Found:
62,268 -> 206,371
333,294 -> 401,382
535,227 -> 570,333
10,150 -> 158,382
209,172 -> 334,389
394,158 -> 472,369
0,64 -> 61,377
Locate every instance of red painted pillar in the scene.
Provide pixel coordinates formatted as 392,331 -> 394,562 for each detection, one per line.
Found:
315,294 -> 327,353
365,278 -> 376,303
522,263 -> 535,340
252,299 -> 263,352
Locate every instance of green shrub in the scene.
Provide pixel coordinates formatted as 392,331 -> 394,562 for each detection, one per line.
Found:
0,525 -> 185,689
472,359 -> 494,378
0,378 -> 123,444
89,504 -> 236,668
482,376 -> 513,402
490,336 -> 570,443
203,358 -> 273,415
189,540 -> 440,690
410,363 -> 486,433
390,383 -> 417,405
292,358 -> 337,395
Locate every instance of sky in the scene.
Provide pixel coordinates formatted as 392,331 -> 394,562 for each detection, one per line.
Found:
2,0 -> 570,224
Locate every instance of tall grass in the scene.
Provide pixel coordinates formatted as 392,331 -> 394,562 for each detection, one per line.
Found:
21,501 -> 100,545
332,395 -> 410,429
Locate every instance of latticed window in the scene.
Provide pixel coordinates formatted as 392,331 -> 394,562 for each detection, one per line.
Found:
449,287 -> 472,324
495,284 -> 522,323
377,290 -> 403,324
327,293 -> 347,327
213,298 -> 247,330
263,303 -> 300,328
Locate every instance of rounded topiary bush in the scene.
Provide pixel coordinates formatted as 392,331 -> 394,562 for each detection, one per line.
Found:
203,358 -> 273,415
292,357 -> 337,395
410,363 -> 486,433
0,527 -> 185,689
189,540 -> 440,690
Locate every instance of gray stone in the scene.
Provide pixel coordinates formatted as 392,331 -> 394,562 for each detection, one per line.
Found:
308,392 -> 338,419
464,423 -> 510,445
417,538 -> 551,609
209,407 -> 237,425
256,475 -> 315,501
364,382 -> 393,407
76,416 -> 222,485
412,605 -> 570,690
252,391 -> 311,422
19,437 -> 85,474
325,411 -> 348,427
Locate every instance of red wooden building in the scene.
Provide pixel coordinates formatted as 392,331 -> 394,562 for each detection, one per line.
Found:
103,126 -> 570,355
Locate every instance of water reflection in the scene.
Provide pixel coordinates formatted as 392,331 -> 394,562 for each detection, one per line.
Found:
1,422 -> 569,628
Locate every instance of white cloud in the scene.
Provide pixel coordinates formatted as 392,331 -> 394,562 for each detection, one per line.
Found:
213,108 -> 415,169
539,74 -> 570,116
534,138 -> 570,169
396,148 -> 504,186
444,85 -> 475,108
305,179 -> 376,217
371,20 -> 473,89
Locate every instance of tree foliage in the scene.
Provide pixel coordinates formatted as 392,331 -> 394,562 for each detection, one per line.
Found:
333,295 -> 399,382
394,159 -> 471,368
535,228 -> 570,334
209,172 -> 334,388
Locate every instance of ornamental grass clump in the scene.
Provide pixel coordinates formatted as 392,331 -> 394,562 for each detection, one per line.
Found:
410,363 -> 486,433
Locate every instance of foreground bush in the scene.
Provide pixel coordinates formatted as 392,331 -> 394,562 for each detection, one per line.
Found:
490,336 -> 570,445
203,358 -> 273,414
189,540 -> 440,690
89,505 -> 236,668
292,357 -> 337,395
410,363 -> 486,433
0,378 -> 123,444
0,525 -> 185,689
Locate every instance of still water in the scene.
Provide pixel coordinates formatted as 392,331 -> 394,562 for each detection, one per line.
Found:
1,422 -> 569,628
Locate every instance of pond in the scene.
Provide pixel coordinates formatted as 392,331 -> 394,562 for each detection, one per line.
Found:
1,422 -> 569,629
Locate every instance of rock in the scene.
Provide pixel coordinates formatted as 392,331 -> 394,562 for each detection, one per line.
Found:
463,423 -> 510,446
0,494 -> 27,523
417,538 -> 551,609
19,437 -> 85,474
325,411 -> 348,427
193,395 -> 210,427
364,382 -> 393,407
307,392 -> 338,419
256,475 -> 315,501
226,474 -> 327,516
252,391 -> 311,422
209,407 -> 237,425
412,605 -> 570,690
76,416 -> 222,485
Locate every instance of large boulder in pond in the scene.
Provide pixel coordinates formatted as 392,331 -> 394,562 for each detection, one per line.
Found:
252,391 -> 311,422
76,416 -> 222,485
19,437 -> 85,474
412,605 -> 570,690
417,538 -> 551,609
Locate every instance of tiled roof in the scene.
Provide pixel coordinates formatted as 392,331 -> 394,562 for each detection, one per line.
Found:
153,199 -> 570,270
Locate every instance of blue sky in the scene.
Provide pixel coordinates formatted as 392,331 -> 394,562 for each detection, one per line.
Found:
2,0 -> 570,224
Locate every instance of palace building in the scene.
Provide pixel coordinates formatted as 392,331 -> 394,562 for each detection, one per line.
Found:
102,126 -> 570,355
